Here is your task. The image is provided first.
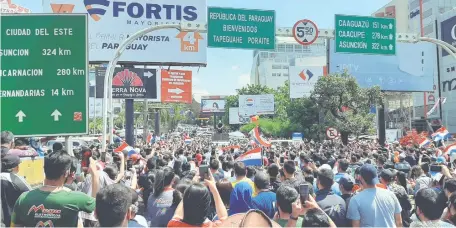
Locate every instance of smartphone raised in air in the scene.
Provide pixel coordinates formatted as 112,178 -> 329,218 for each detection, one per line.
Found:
299,183 -> 310,205
199,165 -> 209,181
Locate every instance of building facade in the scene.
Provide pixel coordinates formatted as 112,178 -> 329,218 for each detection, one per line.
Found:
372,0 -> 410,33
408,0 -> 456,132
250,37 -> 326,90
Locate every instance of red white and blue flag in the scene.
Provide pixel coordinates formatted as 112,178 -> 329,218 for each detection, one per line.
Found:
114,141 -> 136,157
251,126 -> 271,147
432,127 -> 450,142
235,147 -> 262,166
444,143 -> 456,155
418,138 -> 430,148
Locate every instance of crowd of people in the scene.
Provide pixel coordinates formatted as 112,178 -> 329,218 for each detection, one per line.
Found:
2,129 -> 456,227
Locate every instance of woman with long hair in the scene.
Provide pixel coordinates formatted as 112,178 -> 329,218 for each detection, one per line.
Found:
168,172 -> 228,227
147,167 -> 178,227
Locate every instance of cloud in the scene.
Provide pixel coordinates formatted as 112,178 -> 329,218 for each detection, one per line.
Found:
192,88 -> 210,102
238,73 -> 250,87
231,65 -> 240,71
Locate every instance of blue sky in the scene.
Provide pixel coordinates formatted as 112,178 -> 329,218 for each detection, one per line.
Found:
14,0 -> 391,101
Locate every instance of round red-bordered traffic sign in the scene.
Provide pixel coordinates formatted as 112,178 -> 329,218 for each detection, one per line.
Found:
326,127 -> 339,139
292,19 -> 319,46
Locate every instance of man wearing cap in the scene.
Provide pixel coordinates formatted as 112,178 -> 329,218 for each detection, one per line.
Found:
1,154 -> 32,226
337,175 -> 355,208
380,169 -> 412,227
347,164 -> 403,227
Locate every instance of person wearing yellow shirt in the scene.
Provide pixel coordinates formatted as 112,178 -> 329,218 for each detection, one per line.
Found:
231,162 -> 257,196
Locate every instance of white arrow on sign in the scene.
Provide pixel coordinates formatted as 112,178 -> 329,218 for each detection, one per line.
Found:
389,34 -> 393,40
168,88 -> 184,95
389,23 -> 393,29
51,109 -> 62,121
15,110 -> 26,122
144,71 -> 155,78
389,44 -> 394,50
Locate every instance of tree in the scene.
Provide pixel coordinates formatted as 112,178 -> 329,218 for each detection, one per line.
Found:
310,72 -> 383,144
286,97 -> 321,140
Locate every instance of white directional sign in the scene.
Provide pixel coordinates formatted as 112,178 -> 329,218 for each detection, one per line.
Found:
16,111 -> 26,123
51,109 -> 62,121
293,19 -> 319,46
144,70 -> 155,78
326,127 -> 339,139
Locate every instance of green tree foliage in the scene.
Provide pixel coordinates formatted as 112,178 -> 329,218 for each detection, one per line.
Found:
239,119 -> 291,138
310,72 -> 383,143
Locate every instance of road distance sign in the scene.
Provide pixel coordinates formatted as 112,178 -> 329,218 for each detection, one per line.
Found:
0,14 -> 88,136
292,19 -> 319,45
208,7 -> 276,50
326,127 -> 339,139
335,14 -> 396,55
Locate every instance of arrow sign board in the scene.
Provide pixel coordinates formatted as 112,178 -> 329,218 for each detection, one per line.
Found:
326,127 -> 339,139
161,70 -> 192,104
335,15 -> 396,55
1,14 -> 88,136
208,7 -> 276,50
293,19 -> 319,46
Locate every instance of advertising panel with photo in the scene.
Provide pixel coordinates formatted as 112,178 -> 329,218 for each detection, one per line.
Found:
329,41 -> 435,92
289,66 -> 326,98
201,99 -> 225,113
229,107 -> 249,124
42,0 -> 207,65
238,94 -> 275,117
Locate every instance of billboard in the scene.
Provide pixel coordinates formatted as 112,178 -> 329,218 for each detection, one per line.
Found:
1,0 -> 32,13
238,94 -> 274,116
161,70 -> 192,104
289,66 -> 326,98
201,96 -> 226,113
229,107 -> 249,124
441,16 -> 456,57
95,67 -> 160,100
329,40 -> 435,92
42,0 -> 207,65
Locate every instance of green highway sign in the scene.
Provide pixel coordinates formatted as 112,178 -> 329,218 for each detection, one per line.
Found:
208,7 -> 276,50
1,14 -> 88,136
335,15 -> 396,55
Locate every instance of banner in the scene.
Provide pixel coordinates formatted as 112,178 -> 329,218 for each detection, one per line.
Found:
161,70 -> 192,104
229,107 -> 249,124
201,99 -> 225,113
330,41 -> 435,92
1,0 -> 32,13
238,94 -> 275,117
42,0 -> 207,64
441,16 -> 456,57
289,66 -> 325,98
95,67 -> 160,100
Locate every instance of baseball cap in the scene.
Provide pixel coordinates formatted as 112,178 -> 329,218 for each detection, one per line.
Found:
1,154 -> 20,170
380,169 -> 396,182
338,174 -> 355,190
359,164 -> 379,184
437,156 -> 446,164
195,153 -> 203,162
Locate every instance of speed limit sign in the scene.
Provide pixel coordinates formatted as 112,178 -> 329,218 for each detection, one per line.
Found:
292,19 -> 319,46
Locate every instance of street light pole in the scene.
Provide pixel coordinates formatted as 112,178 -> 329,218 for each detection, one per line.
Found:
101,22 -> 207,152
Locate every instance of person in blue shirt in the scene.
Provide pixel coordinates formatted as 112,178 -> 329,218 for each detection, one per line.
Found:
252,171 -> 276,219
